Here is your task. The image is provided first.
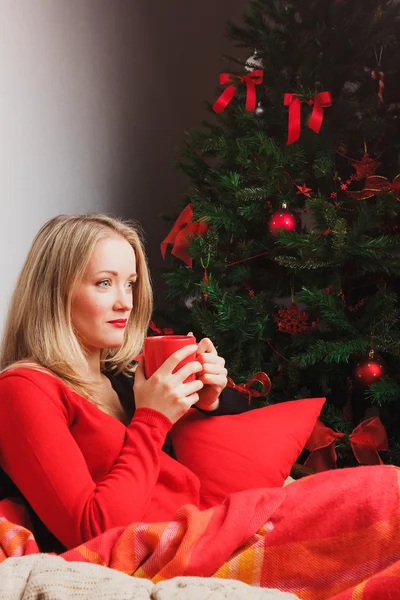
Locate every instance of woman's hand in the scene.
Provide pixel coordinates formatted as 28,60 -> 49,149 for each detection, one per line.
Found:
134,344 -> 204,424
188,333 -> 228,411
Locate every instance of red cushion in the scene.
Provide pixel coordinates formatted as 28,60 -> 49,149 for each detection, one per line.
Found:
0,497 -> 34,530
170,397 -> 325,507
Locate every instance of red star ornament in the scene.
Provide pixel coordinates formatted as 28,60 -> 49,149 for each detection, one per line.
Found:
296,184 -> 312,198
351,154 -> 380,181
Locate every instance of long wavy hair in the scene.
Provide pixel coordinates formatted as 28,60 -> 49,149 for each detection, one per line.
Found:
0,213 -> 153,402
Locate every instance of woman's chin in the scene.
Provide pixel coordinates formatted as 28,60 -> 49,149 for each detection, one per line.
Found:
104,337 -> 125,348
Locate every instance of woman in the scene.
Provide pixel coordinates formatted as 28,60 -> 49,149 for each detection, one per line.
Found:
0,213 -> 249,552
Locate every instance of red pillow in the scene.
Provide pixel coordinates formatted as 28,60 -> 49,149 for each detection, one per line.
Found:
170,397 -> 325,507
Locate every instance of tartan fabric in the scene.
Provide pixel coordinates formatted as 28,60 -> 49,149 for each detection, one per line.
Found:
1,465 -> 399,599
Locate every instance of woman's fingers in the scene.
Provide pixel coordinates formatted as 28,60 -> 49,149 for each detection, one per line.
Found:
198,363 -> 227,376
197,337 -> 216,354
199,374 -> 226,385
185,392 -> 200,405
182,378 -> 204,395
157,344 -> 198,376
197,353 -> 225,366
174,361 -> 204,383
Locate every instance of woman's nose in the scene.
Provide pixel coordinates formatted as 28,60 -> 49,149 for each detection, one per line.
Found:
114,287 -> 133,310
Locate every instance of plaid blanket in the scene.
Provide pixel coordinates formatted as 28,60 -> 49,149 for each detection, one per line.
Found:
1,465 -> 399,599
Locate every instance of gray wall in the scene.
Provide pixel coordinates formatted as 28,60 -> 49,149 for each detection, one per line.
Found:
0,0 -> 248,336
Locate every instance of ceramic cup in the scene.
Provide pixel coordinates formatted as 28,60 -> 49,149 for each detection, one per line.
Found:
143,335 -> 197,383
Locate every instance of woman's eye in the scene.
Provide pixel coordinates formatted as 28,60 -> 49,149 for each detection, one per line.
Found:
96,279 -> 134,288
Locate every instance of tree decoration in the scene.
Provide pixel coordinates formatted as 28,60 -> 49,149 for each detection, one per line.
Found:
185,296 -> 201,309
160,204 -> 208,268
225,250 -> 270,269
244,49 -> 264,72
296,183 -> 313,198
255,102 -> 265,116
227,371 -> 272,402
275,303 -> 311,335
351,153 -> 381,180
371,69 -> 384,107
268,208 -> 298,235
304,417 -> 388,471
283,91 -> 332,144
149,321 -> 174,335
212,71 -> 264,113
336,145 -> 381,181
338,290 -> 367,312
354,349 -> 386,387
284,171 -> 313,197
346,175 -> 400,200
365,46 -> 385,107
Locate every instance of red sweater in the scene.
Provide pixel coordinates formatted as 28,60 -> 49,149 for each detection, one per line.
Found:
0,368 -> 202,549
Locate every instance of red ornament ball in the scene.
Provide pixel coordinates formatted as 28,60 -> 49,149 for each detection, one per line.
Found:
354,352 -> 385,387
268,210 -> 297,235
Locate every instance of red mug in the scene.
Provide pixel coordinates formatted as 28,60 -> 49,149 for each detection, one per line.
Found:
143,335 -> 197,383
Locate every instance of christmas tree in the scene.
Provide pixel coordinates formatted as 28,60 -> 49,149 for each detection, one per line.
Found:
156,0 -> 400,467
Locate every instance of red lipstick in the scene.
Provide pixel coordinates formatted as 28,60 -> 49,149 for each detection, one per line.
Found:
108,319 -> 127,328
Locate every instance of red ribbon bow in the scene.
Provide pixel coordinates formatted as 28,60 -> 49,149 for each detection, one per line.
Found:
284,91 -> 332,145
212,70 -> 264,113
346,175 -> 400,200
149,321 -> 174,336
227,372 -> 272,404
160,204 -> 208,268
304,417 -> 388,472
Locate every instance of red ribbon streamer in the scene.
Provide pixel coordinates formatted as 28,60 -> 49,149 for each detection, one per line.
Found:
149,321 -> 175,336
160,204 -> 208,268
284,94 -> 301,145
212,70 -> 264,113
227,372 -> 272,404
346,175 -> 400,200
308,91 -> 333,133
371,70 -> 384,107
284,91 -> 332,145
304,417 -> 388,472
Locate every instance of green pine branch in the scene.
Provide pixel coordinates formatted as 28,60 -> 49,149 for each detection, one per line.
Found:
276,256 -> 333,270
294,338 -> 369,369
365,379 -> 400,406
297,287 -> 358,335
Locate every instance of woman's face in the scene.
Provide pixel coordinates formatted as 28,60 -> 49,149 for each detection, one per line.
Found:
71,236 -> 137,352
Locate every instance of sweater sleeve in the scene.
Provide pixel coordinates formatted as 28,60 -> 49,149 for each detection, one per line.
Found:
0,373 -> 172,549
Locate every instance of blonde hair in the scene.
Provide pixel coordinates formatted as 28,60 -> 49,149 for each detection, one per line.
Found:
0,213 -> 153,402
